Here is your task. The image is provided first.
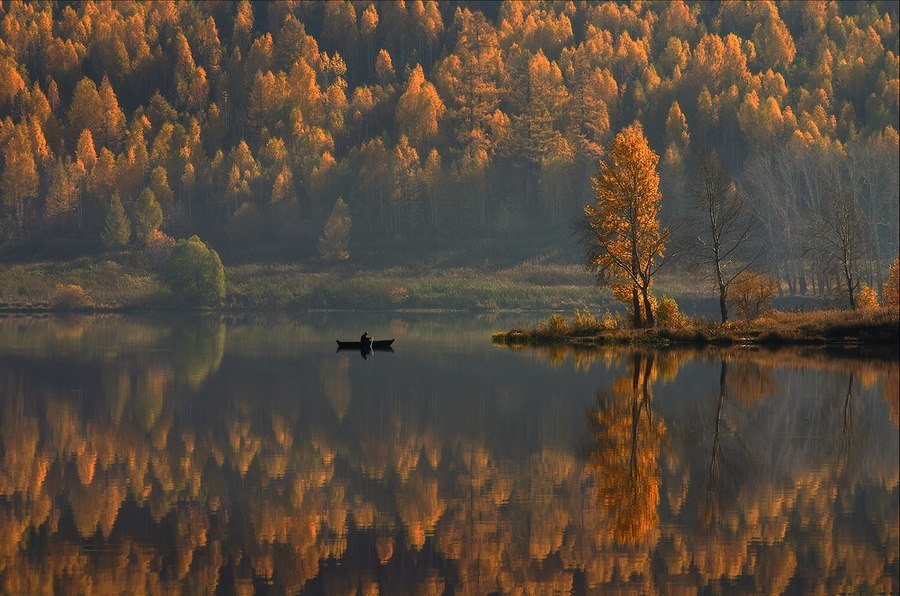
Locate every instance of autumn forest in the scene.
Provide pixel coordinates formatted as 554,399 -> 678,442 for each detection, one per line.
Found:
0,2 -> 899,593
0,0 -> 897,303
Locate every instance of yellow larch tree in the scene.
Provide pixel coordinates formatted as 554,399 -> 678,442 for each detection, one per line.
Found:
583,122 -> 668,328
396,63 -> 445,151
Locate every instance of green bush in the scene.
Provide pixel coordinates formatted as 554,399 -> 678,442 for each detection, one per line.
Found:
163,235 -> 225,306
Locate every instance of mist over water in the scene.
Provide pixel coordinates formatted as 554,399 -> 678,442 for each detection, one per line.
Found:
0,314 -> 896,594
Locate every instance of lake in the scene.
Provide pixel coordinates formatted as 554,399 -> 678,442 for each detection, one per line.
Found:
0,313 -> 896,594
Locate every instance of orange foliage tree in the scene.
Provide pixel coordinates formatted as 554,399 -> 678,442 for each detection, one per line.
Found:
583,123 -> 668,328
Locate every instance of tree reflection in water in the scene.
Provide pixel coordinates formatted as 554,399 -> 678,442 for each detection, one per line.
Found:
0,317 -> 896,594
586,352 -> 665,545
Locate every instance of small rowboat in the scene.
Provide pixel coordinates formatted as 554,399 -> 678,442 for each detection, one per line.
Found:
336,338 -> 395,349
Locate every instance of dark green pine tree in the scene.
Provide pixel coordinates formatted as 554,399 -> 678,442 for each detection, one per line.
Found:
101,193 -> 131,248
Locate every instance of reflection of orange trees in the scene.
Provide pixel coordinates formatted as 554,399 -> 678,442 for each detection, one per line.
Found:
587,353 -> 666,544
435,442 -> 515,594
348,419 -> 438,482
520,451 -> 573,561
534,344 -> 688,381
723,357 -> 777,404
0,341 -> 897,593
397,475 -> 445,550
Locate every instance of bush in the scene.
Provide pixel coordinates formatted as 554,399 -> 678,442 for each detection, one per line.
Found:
50,284 -> 92,310
538,313 -> 570,336
602,309 -> 621,330
857,284 -> 879,309
728,271 -> 778,322
656,295 -> 688,329
146,230 -> 176,269
162,235 -> 225,306
571,306 -> 602,334
390,286 -> 410,304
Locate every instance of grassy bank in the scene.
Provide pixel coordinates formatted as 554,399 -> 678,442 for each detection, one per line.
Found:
0,255 -> 602,312
492,307 -> 900,347
226,263 -> 598,310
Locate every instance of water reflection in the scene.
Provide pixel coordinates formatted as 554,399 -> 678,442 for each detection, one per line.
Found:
0,316 -> 896,594
586,352 -> 665,545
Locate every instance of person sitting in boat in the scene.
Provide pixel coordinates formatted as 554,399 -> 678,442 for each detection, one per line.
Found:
360,331 -> 370,343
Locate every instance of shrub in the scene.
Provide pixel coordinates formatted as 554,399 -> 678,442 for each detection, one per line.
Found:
390,286 -> 409,304
602,309 -> 621,330
163,235 -> 225,306
146,229 -> 176,269
884,256 -> 899,312
538,313 -> 570,336
656,295 -> 688,329
50,284 -> 92,310
857,284 -> 879,309
728,270 -> 777,322
571,306 -> 602,334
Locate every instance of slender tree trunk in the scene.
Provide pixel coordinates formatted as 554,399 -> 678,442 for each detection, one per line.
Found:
714,257 -> 728,323
844,258 -> 856,308
719,287 -> 728,323
631,287 -> 641,329
641,284 -> 655,328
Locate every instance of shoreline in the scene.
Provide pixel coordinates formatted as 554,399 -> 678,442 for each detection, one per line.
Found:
492,308 -> 900,348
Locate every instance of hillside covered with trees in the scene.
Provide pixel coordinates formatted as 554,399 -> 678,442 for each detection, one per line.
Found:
0,0 -> 897,299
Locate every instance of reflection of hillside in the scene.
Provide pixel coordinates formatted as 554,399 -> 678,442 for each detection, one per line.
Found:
0,321 -> 897,593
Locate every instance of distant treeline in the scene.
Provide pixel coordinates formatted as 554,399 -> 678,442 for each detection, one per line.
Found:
0,1 -> 897,293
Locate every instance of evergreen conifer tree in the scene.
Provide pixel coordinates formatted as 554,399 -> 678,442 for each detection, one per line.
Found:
318,197 -> 351,260
101,193 -> 131,248
134,187 -> 163,245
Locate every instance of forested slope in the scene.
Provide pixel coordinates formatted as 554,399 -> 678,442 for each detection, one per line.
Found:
0,1 -> 897,290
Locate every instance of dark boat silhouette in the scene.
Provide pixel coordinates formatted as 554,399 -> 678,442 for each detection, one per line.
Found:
336,338 -> 394,350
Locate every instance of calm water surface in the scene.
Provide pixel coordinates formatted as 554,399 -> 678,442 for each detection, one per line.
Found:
0,313 -> 897,594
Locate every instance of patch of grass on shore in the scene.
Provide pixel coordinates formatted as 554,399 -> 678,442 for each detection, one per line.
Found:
226,264 -> 601,311
0,256 -> 163,308
2,256 -> 604,312
493,307 -> 900,347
